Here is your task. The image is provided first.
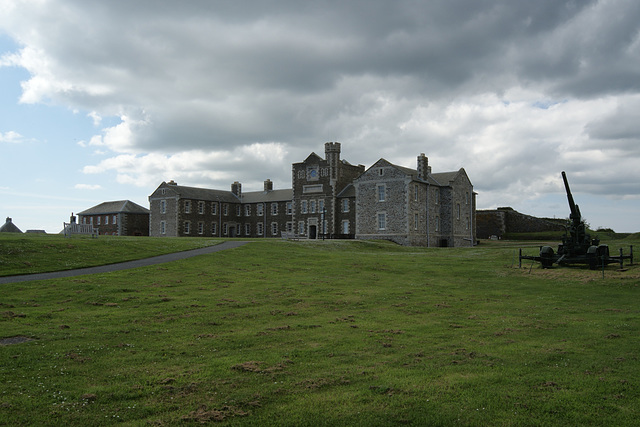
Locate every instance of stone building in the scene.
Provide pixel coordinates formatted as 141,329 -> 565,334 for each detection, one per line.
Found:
148,142 -> 476,246
77,200 -> 150,236
291,143 -> 365,239
0,217 -> 22,233
148,179 -> 293,238
354,155 -> 476,247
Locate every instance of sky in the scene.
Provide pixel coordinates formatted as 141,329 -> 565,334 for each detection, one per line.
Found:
1,0 -> 639,234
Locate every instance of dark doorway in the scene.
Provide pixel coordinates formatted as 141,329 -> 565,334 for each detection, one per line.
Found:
309,225 -> 317,239
229,226 -> 236,238
440,239 -> 448,247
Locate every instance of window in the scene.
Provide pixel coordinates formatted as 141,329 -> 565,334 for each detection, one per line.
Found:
198,221 -> 204,234
223,223 -> 228,235
435,216 -> 440,232
236,205 -> 241,216
223,204 -> 228,216
97,216 -> 101,225
257,223 -> 263,236
161,188 -> 166,195
310,200 -> 316,214
90,217 -> 93,225
161,200 -> 166,214
245,205 -> 251,216
286,202 -> 293,215
212,203 -> 217,215
342,199 -> 349,213
257,203 -> 264,216
377,184 -> 386,202
301,200 -> 308,214
378,212 -> 386,230
286,222 -> 293,232
435,188 -> 440,205
160,221 -> 166,234
457,203 -> 461,220
198,201 -> 205,214
211,222 -> 217,235
342,220 -> 350,234
271,203 -> 278,216
414,185 -> 419,201
271,222 -> 278,236
113,215 -> 117,224
105,216 -> 109,225
318,199 -> 324,212
185,200 -> 191,213
379,168 -> 384,176
414,213 -> 418,230
184,221 -> 191,234
298,221 -> 305,235
245,223 -> 251,235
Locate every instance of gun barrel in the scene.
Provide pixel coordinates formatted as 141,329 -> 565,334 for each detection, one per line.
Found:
562,171 -> 580,221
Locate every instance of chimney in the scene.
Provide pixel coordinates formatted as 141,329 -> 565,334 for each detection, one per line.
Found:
325,142 -> 341,182
417,153 -> 431,180
166,180 -> 177,186
231,181 -> 242,198
5,217 -> 11,224
264,179 -> 273,192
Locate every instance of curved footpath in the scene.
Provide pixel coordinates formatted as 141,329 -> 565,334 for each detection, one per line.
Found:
0,240 -> 250,284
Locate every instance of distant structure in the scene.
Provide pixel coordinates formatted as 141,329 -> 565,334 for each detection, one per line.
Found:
0,217 -> 22,233
77,200 -> 150,236
148,143 -> 477,247
476,207 -> 565,239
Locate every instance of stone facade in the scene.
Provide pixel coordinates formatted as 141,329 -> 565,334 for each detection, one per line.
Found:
476,207 -> 564,239
354,155 -> 476,247
291,143 -> 364,239
148,180 -> 293,238
77,200 -> 150,236
148,143 -> 476,246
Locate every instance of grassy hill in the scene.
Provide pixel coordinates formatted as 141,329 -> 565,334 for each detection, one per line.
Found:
1,235 -> 639,425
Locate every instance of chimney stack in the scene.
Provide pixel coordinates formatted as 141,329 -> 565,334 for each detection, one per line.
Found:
417,153 -> 431,180
231,181 -> 242,198
264,179 -> 273,192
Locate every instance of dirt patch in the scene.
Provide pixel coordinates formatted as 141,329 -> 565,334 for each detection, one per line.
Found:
0,336 -> 34,346
181,405 -> 248,423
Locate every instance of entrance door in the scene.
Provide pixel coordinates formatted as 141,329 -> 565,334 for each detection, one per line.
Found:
309,225 -> 317,239
229,226 -> 236,237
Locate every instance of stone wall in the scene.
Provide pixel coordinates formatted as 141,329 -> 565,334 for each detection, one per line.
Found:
476,208 -> 565,239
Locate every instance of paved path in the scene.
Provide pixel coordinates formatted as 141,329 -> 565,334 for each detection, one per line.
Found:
0,241 -> 250,284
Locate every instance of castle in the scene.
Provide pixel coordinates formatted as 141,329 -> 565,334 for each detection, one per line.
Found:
148,143 -> 476,247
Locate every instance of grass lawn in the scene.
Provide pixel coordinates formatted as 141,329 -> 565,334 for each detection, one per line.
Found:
0,233 -> 222,276
1,236 -> 639,425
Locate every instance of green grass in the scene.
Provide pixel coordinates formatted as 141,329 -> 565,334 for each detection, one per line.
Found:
1,237 -> 639,425
0,233 -> 222,276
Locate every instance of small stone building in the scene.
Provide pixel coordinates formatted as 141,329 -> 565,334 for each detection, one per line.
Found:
0,217 -> 22,233
77,200 -> 150,236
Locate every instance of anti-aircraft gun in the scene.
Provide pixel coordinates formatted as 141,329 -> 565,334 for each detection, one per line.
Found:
520,171 -> 633,269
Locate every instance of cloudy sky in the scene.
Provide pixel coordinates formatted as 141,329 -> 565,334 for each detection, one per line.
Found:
1,0 -> 639,233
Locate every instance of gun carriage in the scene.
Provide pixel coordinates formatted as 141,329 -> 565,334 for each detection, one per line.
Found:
520,172 -> 633,269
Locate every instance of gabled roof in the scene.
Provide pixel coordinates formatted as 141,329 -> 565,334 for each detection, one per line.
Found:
364,158 -> 466,187
77,200 -> 150,216
337,183 -> 356,198
0,217 -> 22,233
295,152 -> 324,164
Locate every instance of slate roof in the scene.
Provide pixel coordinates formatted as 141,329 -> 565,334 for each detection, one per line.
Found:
0,217 -> 22,233
240,189 -> 293,203
373,159 -> 463,187
77,200 -> 150,216
162,185 -> 240,203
